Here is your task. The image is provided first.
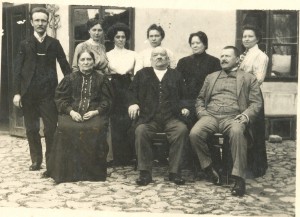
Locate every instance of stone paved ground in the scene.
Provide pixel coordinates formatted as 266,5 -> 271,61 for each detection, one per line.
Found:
0,134 -> 296,216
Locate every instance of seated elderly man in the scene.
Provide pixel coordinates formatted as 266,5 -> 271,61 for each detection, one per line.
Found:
128,46 -> 189,186
189,46 -> 263,196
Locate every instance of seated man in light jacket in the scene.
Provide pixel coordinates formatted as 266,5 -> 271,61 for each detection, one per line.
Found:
189,46 -> 263,196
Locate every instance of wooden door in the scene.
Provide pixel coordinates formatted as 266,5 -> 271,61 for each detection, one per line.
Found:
6,4 -> 30,137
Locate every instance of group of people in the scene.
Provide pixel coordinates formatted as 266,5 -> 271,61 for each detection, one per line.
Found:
13,7 -> 269,197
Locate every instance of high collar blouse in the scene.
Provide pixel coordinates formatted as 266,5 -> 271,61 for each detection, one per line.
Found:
239,44 -> 269,85
106,47 -> 137,75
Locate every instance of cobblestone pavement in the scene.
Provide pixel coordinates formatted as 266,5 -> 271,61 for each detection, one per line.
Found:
0,134 -> 296,216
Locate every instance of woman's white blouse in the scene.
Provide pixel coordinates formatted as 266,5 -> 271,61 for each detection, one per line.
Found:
107,47 -> 137,75
239,44 -> 269,85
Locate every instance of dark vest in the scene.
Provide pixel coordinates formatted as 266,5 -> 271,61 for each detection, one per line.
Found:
153,76 -> 176,123
25,37 -> 54,99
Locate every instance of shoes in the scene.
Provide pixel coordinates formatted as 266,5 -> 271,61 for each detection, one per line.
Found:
29,162 -> 41,171
41,171 -> 50,178
168,173 -> 185,185
231,176 -> 246,196
136,170 -> 152,186
205,165 -> 222,186
54,181 -> 61,185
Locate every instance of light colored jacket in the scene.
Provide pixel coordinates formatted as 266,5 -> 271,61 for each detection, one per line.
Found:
195,69 -> 263,124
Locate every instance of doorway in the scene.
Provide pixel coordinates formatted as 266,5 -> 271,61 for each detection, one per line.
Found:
2,4 -> 30,137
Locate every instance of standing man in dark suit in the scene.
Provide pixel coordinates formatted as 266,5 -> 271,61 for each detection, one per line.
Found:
189,46 -> 263,196
128,46 -> 189,186
12,7 -> 71,171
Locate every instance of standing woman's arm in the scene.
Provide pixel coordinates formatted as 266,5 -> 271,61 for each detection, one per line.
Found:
72,43 -> 82,73
253,53 -> 269,85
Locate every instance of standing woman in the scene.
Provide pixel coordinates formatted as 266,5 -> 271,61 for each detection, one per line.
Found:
176,31 -> 221,127
106,23 -> 137,165
135,24 -> 176,72
72,18 -> 109,75
46,49 -> 112,184
239,24 -> 269,177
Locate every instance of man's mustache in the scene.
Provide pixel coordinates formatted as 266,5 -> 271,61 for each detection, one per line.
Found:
221,60 -> 228,64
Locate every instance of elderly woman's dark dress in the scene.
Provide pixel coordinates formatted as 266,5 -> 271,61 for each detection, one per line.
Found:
46,70 -> 112,183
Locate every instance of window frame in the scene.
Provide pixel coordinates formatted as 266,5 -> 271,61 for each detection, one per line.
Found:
236,10 -> 299,82
69,5 -> 135,65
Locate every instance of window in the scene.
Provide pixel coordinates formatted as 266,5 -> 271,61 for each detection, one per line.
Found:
69,5 -> 134,64
236,10 -> 299,81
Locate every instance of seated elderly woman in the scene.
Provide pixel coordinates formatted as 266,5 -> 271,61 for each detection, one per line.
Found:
45,49 -> 112,184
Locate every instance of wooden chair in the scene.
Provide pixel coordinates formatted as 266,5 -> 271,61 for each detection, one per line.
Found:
212,133 -> 231,185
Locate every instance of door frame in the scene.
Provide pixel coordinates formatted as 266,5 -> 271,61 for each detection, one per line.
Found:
6,4 -> 31,137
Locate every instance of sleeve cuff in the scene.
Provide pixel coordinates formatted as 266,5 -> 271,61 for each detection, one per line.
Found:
97,108 -> 105,115
242,113 -> 249,123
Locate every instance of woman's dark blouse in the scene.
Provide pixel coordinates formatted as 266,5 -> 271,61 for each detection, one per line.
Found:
55,70 -> 112,116
176,52 -> 221,106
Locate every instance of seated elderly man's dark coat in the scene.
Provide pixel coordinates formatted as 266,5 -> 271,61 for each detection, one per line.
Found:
127,67 -> 188,125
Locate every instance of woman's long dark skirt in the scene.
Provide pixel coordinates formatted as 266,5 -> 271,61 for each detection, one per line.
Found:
47,115 -> 109,183
248,99 -> 268,178
110,74 -> 133,165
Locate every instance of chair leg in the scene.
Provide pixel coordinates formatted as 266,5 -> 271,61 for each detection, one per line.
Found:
222,137 -> 232,186
134,155 -> 138,171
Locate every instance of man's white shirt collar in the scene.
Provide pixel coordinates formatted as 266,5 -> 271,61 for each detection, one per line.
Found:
34,31 -> 47,43
153,68 -> 167,81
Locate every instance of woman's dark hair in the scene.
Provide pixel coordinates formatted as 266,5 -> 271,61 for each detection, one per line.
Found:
188,31 -> 208,50
147,24 -> 165,39
106,22 -> 130,41
77,49 -> 96,63
30,7 -> 49,20
242,24 -> 262,43
86,18 -> 103,31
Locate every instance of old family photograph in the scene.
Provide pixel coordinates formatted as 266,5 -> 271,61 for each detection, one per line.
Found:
0,0 -> 298,216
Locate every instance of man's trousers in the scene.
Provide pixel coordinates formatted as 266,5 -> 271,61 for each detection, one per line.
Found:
22,97 -> 57,166
135,118 -> 188,174
189,114 -> 247,179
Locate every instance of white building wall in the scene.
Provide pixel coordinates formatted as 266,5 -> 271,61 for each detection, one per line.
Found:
54,4 -> 69,82
54,5 -> 297,116
134,8 -> 236,60
262,83 -> 298,116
